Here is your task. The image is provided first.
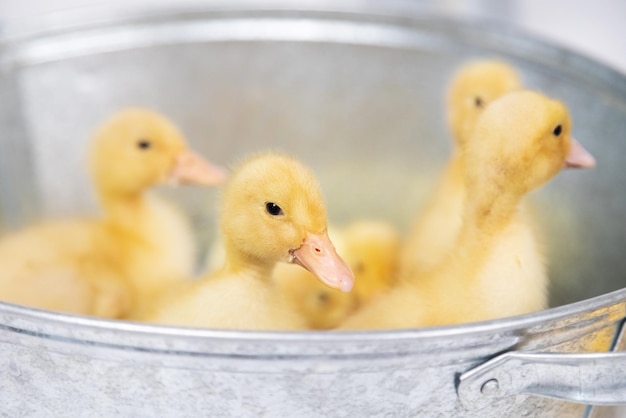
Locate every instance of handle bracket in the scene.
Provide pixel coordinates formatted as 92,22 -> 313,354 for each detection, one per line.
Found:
457,320 -> 626,411
457,351 -> 626,411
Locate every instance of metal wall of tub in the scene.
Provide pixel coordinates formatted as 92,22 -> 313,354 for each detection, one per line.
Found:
0,290 -> 625,417
1,2 -> 626,417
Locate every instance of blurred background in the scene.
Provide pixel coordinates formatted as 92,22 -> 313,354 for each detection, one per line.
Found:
0,0 -> 625,309
1,0 -> 626,74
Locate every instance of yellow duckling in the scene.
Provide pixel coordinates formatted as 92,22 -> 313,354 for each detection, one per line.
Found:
273,261 -> 354,330
0,108 -> 226,318
400,60 -> 522,279
340,90 -> 596,330
273,220 -> 400,330
339,220 -> 401,306
147,152 -> 354,330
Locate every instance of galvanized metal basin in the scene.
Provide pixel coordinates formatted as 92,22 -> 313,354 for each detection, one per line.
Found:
1,2 -> 625,416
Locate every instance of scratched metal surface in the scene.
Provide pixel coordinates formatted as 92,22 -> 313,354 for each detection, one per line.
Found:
0,2 -> 625,416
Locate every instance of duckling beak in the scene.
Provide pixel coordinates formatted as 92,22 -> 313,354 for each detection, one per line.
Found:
168,150 -> 228,186
289,231 -> 355,293
565,137 -> 596,169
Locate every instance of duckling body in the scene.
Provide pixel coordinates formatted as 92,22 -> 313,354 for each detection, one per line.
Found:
341,90 -> 595,330
0,109 -> 226,318
401,61 -> 521,279
101,193 -> 198,318
0,219 -> 126,316
149,152 -> 354,330
423,205 -> 545,324
154,266 -> 306,330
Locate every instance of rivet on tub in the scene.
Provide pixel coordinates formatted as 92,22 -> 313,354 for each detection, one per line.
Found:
480,379 -> 500,396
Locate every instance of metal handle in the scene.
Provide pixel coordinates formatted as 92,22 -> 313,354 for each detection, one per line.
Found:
457,351 -> 626,411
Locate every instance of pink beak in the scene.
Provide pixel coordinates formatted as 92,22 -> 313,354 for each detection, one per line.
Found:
565,137 -> 596,169
290,231 -> 355,293
169,150 -> 228,186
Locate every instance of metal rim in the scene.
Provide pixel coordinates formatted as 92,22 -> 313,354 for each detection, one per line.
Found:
1,287 -> 624,347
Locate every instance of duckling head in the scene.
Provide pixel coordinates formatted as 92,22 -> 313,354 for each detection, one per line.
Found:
220,152 -> 354,292
90,108 -> 227,197
306,286 -> 356,329
274,262 -> 356,329
340,221 -> 400,307
447,60 -> 522,148
464,90 -> 595,196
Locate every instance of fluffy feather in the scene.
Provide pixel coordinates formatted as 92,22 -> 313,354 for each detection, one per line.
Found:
147,152 -> 354,330
0,108 -> 226,318
340,90 -> 595,330
273,220 -> 400,329
401,60 -> 522,279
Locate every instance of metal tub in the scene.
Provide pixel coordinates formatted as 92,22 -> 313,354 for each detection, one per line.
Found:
1,2 -> 625,416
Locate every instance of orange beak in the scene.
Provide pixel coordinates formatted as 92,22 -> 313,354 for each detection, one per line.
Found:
168,150 -> 228,186
565,137 -> 596,169
290,231 -> 354,293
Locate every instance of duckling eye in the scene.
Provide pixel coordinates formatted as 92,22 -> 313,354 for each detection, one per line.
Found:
552,125 -> 562,136
474,96 -> 484,108
265,202 -> 284,216
316,291 -> 330,305
353,262 -> 365,275
137,139 -> 152,150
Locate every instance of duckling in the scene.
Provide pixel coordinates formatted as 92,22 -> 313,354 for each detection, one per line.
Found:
400,60 -> 522,279
147,152 -> 354,330
340,90 -> 595,330
273,261 -> 355,330
0,108 -> 227,318
341,221 -> 401,306
273,220 -> 400,329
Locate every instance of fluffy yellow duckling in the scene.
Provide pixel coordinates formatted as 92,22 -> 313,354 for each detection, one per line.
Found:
147,152 -> 354,330
273,220 -> 400,330
339,220 -> 401,306
0,109 -> 226,318
273,261 -> 354,330
400,60 -> 522,279
340,90 -> 596,330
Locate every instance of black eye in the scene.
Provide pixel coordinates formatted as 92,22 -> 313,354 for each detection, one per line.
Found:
316,291 -> 330,304
474,96 -> 484,108
137,139 -> 152,150
353,262 -> 365,275
265,202 -> 283,216
553,125 -> 562,136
